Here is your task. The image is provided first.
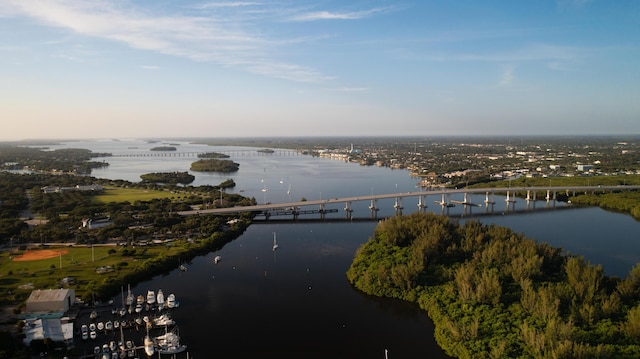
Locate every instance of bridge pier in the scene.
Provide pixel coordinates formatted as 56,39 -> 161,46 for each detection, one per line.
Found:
369,199 -> 379,218
417,195 -> 427,211
394,197 -> 403,215
484,191 -> 495,204
344,201 -> 353,219
505,191 -> 516,203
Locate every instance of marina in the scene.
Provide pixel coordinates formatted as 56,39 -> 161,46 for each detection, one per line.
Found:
71,288 -> 188,358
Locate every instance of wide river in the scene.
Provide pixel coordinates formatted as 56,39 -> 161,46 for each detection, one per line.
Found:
45,139 -> 640,359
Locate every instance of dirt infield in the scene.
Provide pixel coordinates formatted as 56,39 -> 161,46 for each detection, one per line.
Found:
12,249 -> 69,262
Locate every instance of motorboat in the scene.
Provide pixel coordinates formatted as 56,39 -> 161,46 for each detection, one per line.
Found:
97,321 -> 104,331
101,343 -> 110,359
152,313 -> 175,327
146,290 -> 156,305
166,293 -> 176,309
136,295 -> 144,305
157,289 -> 164,309
214,255 -> 221,264
90,310 -> 98,320
135,303 -> 142,313
179,263 -> 187,271
81,324 -> 88,340
89,323 -> 96,332
105,321 -> 113,331
90,330 -> 97,340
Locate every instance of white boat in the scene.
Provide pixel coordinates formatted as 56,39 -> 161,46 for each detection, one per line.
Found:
155,326 -> 187,354
214,255 -> 221,264
157,289 -> 164,309
105,320 -> 113,331
152,313 -> 175,327
97,321 -> 104,331
272,232 -> 278,251
90,330 -> 97,340
166,293 -> 176,309
81,324 -> 89,340
146,290 -> 156,305
125,285 -> 134,306
89,323 -> 96,332
136,295 -> 144,305
144,334 -> 154,356
179,263 -> 187,271
135,304 -> 142,313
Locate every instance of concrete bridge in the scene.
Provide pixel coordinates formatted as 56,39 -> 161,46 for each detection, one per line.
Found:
110,149 -> 303,157
177,185 -> 640,219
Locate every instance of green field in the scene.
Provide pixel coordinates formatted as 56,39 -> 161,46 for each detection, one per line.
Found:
0,241 -> 196,305
92,187 -> 178,203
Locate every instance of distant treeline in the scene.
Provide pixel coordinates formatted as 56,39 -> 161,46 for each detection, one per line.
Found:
347,212 -> 640,358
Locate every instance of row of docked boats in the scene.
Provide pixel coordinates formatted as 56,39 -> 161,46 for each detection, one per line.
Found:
81,285 -> 187,357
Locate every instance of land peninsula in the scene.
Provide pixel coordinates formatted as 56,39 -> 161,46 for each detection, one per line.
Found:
348,212 -> 640,358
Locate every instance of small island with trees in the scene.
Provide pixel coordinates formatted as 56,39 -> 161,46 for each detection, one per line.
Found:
140,171 -> 195,185
150,146 -> 177,151
190,159 -> 239,173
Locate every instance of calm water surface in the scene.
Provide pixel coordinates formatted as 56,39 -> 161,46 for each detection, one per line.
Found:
50,139 -> 640,358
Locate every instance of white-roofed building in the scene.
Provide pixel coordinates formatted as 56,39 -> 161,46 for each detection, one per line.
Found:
22,317 -> 74,345
25,289 -> 75,314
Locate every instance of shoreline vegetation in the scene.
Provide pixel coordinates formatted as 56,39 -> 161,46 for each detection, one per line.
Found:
347,212 -> 640,358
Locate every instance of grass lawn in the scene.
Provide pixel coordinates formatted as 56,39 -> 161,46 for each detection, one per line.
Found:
92,187 -> 179,203
0,241 -> 194,305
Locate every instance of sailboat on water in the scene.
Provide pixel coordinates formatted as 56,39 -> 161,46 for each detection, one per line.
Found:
272,232 -> 278,251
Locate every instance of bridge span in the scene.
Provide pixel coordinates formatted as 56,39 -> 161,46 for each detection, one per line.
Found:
177,185 -> 640,218
109,149 -> 303,157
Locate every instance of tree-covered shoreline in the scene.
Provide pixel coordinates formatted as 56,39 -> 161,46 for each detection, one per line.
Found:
347,212 -> 640,358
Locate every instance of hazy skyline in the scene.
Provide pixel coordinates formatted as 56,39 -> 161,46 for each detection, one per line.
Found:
1,0 -> 639,141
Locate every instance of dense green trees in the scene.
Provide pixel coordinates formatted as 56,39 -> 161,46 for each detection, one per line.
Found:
190,158 -> 239,172
347,212 -> 640,358
140,171 -> 195,184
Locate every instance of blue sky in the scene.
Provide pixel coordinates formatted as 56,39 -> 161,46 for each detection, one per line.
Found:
1,0 -> 638,140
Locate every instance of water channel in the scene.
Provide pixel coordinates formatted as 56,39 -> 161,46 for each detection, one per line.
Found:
45,139 -> 640,358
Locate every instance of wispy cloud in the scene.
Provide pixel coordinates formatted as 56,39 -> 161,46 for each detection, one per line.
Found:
499,65 -> 516,86
0,0 -> 333,83
194,2 -> 262,9
140,65 -> 161,71
289,7 -> 389,22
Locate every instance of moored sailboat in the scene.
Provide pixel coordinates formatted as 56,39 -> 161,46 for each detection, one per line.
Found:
272,232 -> 278,251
